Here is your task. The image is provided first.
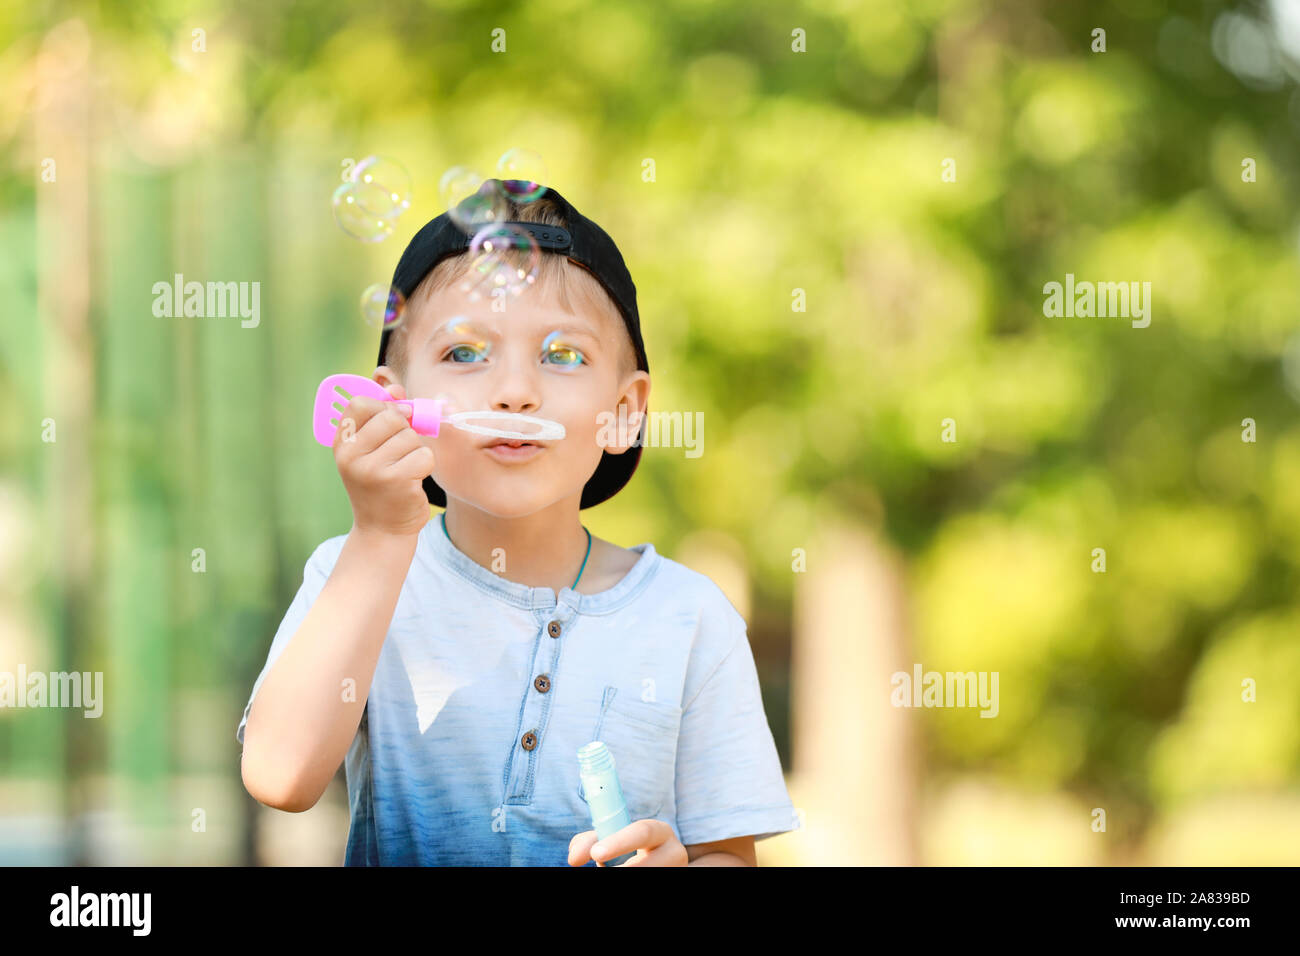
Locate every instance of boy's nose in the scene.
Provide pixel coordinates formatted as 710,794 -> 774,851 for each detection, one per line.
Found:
486,354 -> 543,413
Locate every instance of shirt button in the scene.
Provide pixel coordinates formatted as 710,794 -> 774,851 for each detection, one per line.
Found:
534,675 -> 551,693
521,731 -> 538,750
547,620 -> 562,638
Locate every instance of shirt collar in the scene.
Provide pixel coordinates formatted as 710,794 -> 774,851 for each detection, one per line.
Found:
422,517 -> 659,615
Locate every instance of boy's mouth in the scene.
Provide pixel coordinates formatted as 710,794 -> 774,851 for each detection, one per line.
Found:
480,437 -> 546,462
480,438 -> 544,448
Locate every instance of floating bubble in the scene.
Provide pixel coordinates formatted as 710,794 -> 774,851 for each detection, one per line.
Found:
359,284 -> 406,330
451,181 -> 510,233
349,155 -> 412,219
496,148 -> 548,203
458,223 -> 540,302
440,166 -> 508,233
332,180 -> 395,242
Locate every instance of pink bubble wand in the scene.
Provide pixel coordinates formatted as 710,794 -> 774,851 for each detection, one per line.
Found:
311,373 -> 565,446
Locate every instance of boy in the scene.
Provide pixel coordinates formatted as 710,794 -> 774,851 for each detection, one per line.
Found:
237,180 -> 798,865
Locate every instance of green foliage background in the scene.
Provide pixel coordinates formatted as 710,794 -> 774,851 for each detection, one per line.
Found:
1,0 -> 1298,862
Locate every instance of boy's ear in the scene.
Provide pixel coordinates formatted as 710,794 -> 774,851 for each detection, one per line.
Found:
374,365 -> 407,400
608,372 -> 651,454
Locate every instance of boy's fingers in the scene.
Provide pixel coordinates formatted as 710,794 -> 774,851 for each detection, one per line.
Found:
611,840 -> 684,866
586,819 -> 661,863
567,830 -> 599,867
347,403 -> 413,456
388,443 -> 435,480
337,395 -> 385,426
375,427 -> 423,467
332,397 -> 388,450
341,395 -> 410,428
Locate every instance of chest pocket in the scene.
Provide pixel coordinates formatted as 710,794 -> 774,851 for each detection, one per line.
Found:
578,686 -> 682,822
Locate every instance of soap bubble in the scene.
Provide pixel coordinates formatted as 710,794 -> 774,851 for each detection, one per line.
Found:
458,223 -> 540,302
439,166 -> 482,208
331,154 -> 412,242
496,148 -> 548,203
333,180 -> 396,242
440,166 -> 509,233
359,284 -> 406,330
349,155 -> 412,219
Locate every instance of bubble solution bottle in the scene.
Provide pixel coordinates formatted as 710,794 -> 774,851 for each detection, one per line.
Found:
577,741 -> 638,867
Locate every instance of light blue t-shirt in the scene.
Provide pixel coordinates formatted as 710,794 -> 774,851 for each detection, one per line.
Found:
236,518 -> 798,865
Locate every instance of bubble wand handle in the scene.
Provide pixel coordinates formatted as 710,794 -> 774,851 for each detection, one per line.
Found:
312,373 -> 447,446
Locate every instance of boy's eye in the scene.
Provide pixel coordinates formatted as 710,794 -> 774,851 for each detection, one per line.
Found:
544,345 -> 585,367
542,330 -> 585,367
445,343 -> 488,363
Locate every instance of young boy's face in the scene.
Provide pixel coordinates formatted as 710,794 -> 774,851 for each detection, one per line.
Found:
375,269 -> 650,518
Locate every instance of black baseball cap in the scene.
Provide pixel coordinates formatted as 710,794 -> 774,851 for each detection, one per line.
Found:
377,180 -> 649,509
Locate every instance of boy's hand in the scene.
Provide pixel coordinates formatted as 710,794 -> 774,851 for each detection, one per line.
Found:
334,383 -> 435,538
567,820 -> 688,867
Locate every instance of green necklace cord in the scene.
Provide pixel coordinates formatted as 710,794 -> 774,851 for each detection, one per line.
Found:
442,512 -> 592,590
